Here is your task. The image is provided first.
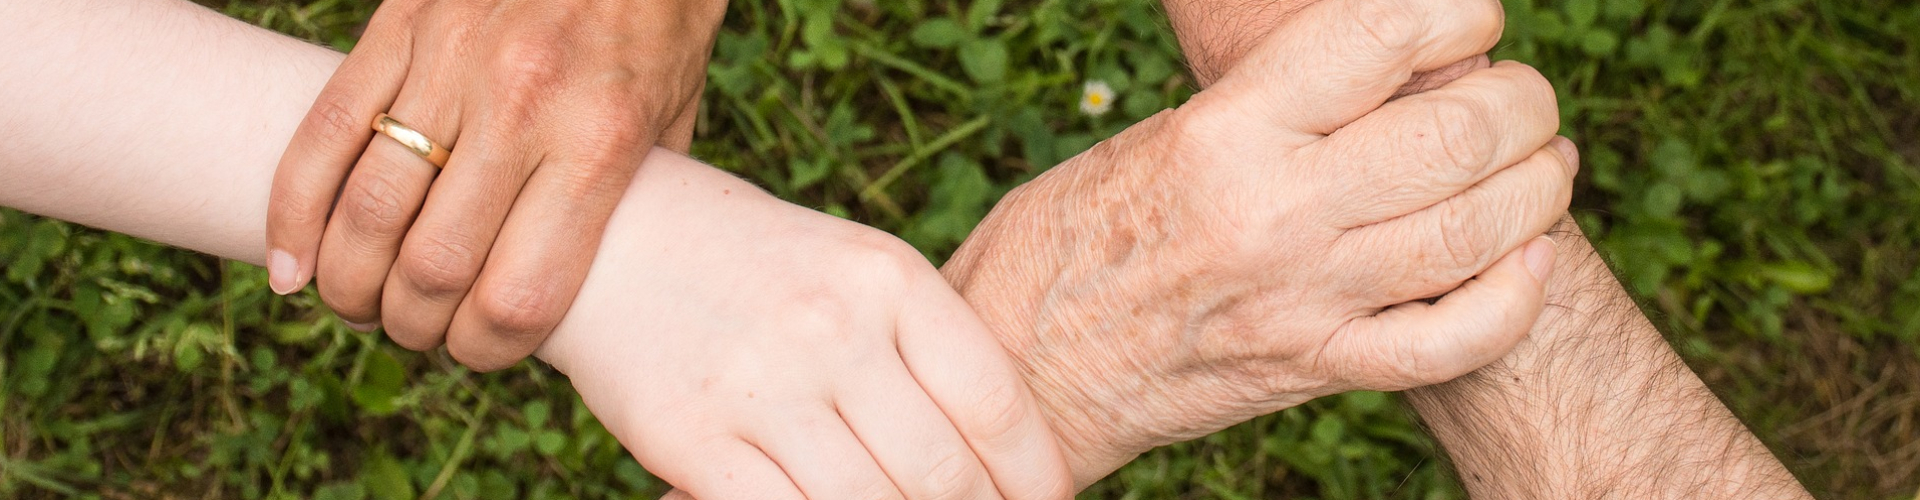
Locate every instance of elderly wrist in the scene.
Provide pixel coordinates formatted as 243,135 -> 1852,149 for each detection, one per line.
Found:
1161,0 -> 1318,86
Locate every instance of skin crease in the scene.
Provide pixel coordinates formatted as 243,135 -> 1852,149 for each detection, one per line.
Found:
941,0 -> 1579,487
1161,0 -> 1814,497
2,0 -> 1612,497
266,0 -> 727,372
1,1 -> 1072,499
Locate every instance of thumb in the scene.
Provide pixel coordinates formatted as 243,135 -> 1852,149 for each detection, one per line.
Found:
1329,235 -> 1557,391
1189,0 -> 1507,137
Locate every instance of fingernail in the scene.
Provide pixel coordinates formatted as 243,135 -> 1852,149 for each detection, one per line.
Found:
268,249 -> 301,295
344,320 -> 379,333
1549,136 -> 1579,168
1524,236 -> 1557,281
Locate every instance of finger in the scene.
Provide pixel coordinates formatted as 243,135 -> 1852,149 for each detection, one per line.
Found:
378,122 -> 537,354
894,278 -> 1075,500
265,19 -> 412,295
1190,0 -> 1507,137
1392,54 -> 1490,100
660,490 -> 694,500
1338,138 -> 1578,304
659,80 -> 702,153
752,406 -> 905,500
442,150 -> 640,370
644,437 -> 806,500
1312,62 -> 1562,226
311,77 -> 462,334
836,357 -> 997,500
1326,235 -> 1557,391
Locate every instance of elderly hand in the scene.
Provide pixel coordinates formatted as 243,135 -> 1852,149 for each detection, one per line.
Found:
265,0 -> 724,370
943,0 -> 1575,484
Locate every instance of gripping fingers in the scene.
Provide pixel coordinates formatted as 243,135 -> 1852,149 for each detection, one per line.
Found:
836,360 -> 999,500
311,75 -> 462,337
1342,138 -> 1578,304
649,437 -> 806,500
1328,235 -> 1558,391
751,408 -> 905,500
894,278 -> 1074,500
1312,61 -> 1563,227
265,21 -> 411,295
1189,0 -> 1507,137
377,125 -> 538,357
441,154 -> 637,370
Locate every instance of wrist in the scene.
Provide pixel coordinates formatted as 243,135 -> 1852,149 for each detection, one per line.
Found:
1160,0 -> 1316,86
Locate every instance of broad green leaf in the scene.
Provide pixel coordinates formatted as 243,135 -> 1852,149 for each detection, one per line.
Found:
1564,0 -> 1599,28
352,350 -> 405,415
910,18 -> 969,48
362,454 -> 415,500
958,38 -> 1009,83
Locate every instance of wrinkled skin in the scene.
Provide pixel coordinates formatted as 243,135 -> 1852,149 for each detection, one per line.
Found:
942,0 -> 1576,485
267,0 -> 725,371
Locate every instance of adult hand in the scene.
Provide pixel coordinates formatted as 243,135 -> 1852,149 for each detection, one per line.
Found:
944,0 -> 1575,485
265,0 -> 724,370
533,155 -> 1073,499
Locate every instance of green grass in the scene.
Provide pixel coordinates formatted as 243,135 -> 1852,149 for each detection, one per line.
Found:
2,0 -> 1916,498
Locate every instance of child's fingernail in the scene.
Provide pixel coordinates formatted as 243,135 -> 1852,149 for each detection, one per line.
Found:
268,249 -> 302,295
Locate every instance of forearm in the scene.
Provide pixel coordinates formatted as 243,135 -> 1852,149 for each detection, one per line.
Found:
0,0 -> 335,261
0,0 -> 767,369
1402,220 -> 1809,498
1158,3 -> 1808,496
1158,0 -> 1315,87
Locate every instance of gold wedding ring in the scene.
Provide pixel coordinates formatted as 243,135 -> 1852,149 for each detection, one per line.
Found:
371,113 -> 451,168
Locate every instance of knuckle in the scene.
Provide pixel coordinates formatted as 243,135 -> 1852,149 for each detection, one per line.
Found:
779,293 -> 859,343
491,38 -> 567,103
395,236 -> 481,296
471,276 -> 567,335
315,278 -> 377,321
968,379 -> 1029,442
339,174 -> 417,237
445,334 -> 518,371
1350,0 -> 1425,56
1511,63 -> 1562,117
915,449 -> 984,500
1409,97 -> 1494,183
270,195 -> 328,230
1432,199 -> 1489,273
384,323 -> 446,352
838,232 -> 926,291
302,94 -> 370,148
1464,0 -> 1509,45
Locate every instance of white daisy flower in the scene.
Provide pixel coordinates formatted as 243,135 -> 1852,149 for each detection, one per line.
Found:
1080,80 -> 1115,117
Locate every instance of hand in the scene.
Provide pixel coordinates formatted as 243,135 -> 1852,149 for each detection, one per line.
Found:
533,154 -> 1073,499
265,0 -> 724,370
943,0 -> 1575,484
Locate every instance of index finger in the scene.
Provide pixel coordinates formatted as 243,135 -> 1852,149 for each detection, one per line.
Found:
264,21 -> 412,295
1189,0 -> 1507,137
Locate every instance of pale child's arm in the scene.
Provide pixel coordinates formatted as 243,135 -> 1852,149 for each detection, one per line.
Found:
0,1 -> 1074,497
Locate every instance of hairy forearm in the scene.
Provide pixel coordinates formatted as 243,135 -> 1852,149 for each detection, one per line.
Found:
1401,219 -> 1809,498
1159,1 -> 1808,497
1158,0 -> 1314,86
